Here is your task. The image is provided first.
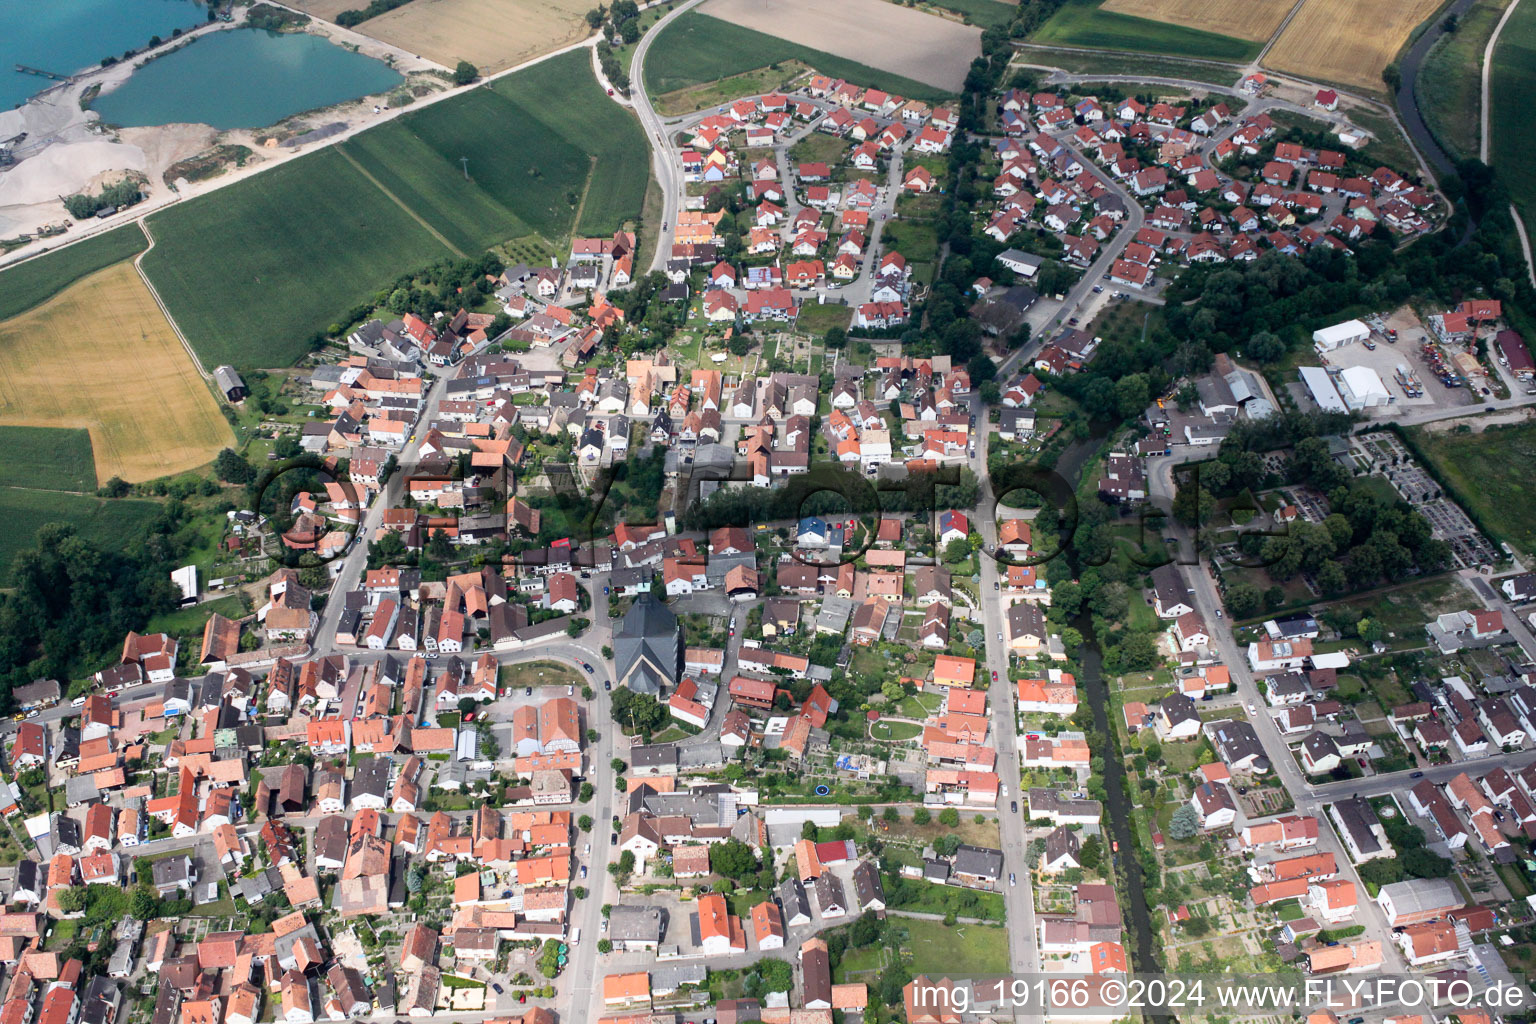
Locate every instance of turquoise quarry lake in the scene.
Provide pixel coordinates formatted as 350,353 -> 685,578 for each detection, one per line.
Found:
1,0 -> 206,110
93,28 -> 403,129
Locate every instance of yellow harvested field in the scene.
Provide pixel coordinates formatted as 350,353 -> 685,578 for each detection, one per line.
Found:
286,0 -> 358,20
0,263 -> 232,483
348,0 -> 594,73
702,0 -> 982,92
1266,0 -> 1442,91
1100,0 -> 1293,42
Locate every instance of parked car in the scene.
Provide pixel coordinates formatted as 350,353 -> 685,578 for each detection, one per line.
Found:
1010,800 -> 1018,813
524,687 -> 533,696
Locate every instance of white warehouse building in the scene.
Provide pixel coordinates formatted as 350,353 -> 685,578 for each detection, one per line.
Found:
1335,365 -> 1392,409
1298,366 -> 1349,414
1313,319 -> 1370,352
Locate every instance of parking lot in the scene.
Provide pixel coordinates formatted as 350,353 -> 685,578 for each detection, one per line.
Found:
1323,335 -> 1479,413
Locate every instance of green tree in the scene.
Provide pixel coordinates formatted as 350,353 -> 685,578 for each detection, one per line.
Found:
709,839 -> 758,879
578,815 -> 593,832
214,448 -> 254,484
129,885 -> 160,920
1225,582 -> 1261,618
824,326 -> 847,349
938,807 -> 960,826
1246,330 -> 1285,363
56,887 -> 88,914
911,807 -> 931,825
801,819 -> 820,840
1169,804 -> 1200,840
452,60 -> 479,85
942,538 -> 970,564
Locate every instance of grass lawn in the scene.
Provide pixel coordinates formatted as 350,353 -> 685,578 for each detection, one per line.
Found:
0,225 -> 148,321
898,692 -> 943,718
797,302 -> 852,334
141,51 -> 646,368
1016,49 -> 1244,86
1343,105 -> 1423,177
0,488 -> 162,585
146,594 -> 246,636
1414,422 -> 1536,559
1126,590 -> 1159,632
789,133 -> 850,167
871,720 -> 923,741
882,219 -> 941,262
1316,575 -> 1468,645
44,919 -> 78,951
644,12 -> 955,103
835,943 -> 888,981
500,659 -> 585,689
1490,0 -> 1536,225
901,918 -> 1012,976
1497,861 -> 1533,900
1419,0 -> 1514,162
0,427 -> 98,492
1030,0 -> 1261,60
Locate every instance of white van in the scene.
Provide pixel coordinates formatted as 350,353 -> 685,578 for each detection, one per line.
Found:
571,927 -> 581,944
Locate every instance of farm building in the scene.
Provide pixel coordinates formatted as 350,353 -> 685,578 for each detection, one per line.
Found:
214,365 -> 249,402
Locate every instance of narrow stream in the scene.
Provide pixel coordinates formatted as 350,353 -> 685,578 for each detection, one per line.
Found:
1053,433 -> 1161,976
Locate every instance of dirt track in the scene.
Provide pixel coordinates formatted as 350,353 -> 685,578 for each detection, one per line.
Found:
702,0 -> 981,92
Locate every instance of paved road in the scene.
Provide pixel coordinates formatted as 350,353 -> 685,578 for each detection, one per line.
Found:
970,420 -> 1044,1024
1144,453 -> 1407,971
313,373 -> 450,658
628,0 -> 707,273
993,132 -> 1146,380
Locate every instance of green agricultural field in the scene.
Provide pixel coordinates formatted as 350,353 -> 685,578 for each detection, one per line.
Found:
1419,0 -> 1514,162
1490,0 -> 1536,223
922,0 -> 1015,28
392,89 -> 589,241
1414,421 -> 1536,559
1031,0 -> 1262,60
0,427 -> 98,492
340,126 -> 532,255
139,51 -> 648,368
0,226 -> 148,321
644,12 -> 955,102
142,148 -> 454,367
489,51 -> 651,235
0,488 -> 161,584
